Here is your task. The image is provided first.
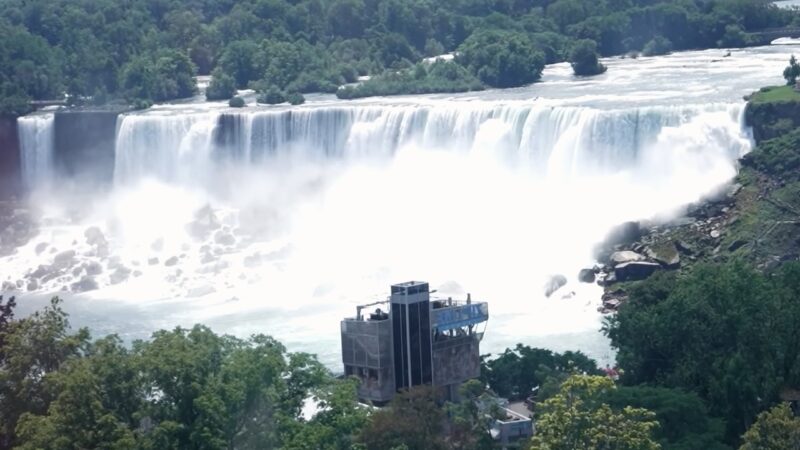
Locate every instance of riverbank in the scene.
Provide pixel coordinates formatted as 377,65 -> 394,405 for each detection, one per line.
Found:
595,83 -> 800,308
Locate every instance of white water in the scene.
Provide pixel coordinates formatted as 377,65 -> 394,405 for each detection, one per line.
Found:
17,114 -> 54,190
5,44 -> 796,367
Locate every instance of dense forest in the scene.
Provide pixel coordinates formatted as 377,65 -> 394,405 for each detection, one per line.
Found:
0,0 -> 797,112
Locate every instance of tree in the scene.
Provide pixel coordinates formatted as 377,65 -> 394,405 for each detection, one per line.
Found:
282,378 -> 369,450
358,386 -> 446,450
605,262 -> 800,441
287,92 -> 305,105
740,403 -> 800,450
458,30 -> 545,88
603,386 -> 730,450
642,36 -> 672,57
206,68 -> 236,101
445,380 -> 495,450
14,337 -> 140,450
228,96 -> 245,107
218,41 -> 262,89
258,86 -> 286,104
481,344 -> 599,400
530,375 -> 661,450
569,39 -> 606,76
784,55 -> 800,86
0,297 -> 90,449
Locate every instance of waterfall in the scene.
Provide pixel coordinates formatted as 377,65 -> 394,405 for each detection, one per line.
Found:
17,114 -> 54,189
112,102 -> 751,186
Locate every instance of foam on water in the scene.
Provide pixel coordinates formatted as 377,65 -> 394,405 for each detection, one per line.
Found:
6,43 -> 795,367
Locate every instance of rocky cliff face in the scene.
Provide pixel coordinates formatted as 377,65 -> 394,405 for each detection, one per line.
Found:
745,93 -> 800,143
0,115 -> 21,198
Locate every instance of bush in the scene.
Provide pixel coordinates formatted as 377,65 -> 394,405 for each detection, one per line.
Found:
206,68 -> 237,101
286,92 -> 305,105
642,36 -> 672,57
257,86 -> 286,105
570,39 -> 607,76
228,96 -> 245,107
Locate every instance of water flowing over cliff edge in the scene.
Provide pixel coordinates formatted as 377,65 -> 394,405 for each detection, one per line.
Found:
4,45 -> 797,367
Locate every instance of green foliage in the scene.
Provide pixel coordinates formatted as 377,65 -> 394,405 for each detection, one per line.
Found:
742,127 -> 800,179
258,86 -> 286,105
481,343 -> 600,400
228,96 -> 245,108
750,85 -> 800,104
120,50 -> 197,103
0,297 -> 90,449
337,60 -> 484,99
206,68 -> 236,101
358,386 -> 446,450
605,262 -> 800,442
458,30 -> 545,88
287,92 -> 305,105
0,0 -> 796,108
603,386 -> 730,450
0,298 -> 359,450
570,39 -> 607,76
740,403 -> 800,450
784,55 -> 800,86
530,375 -> 661,450
642,36 -> 673,57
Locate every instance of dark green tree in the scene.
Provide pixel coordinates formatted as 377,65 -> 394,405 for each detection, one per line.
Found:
784,55 -> 800,86
206,68 -> 237,101
569,39 -> 607,76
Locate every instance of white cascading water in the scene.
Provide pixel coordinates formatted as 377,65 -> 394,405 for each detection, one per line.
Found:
114,102 -> 749,184
17,114 -> 54,190
20,37 -> 800,366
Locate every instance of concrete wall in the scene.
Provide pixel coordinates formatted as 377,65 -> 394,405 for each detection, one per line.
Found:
0,116 -> 21,198
53,110 -> 121,186
432,335 -> 480,387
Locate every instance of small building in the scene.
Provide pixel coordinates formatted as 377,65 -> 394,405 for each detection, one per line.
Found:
340,281 -> 489,404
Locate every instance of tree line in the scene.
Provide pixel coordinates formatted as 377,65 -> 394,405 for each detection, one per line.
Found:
0,0 -> 797,113
2,260 -> 800,449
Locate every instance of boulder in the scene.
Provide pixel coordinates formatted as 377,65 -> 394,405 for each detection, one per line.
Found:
109,266 -> 131,285
35,242 -> 48,255
164,256 -> 179,267
578,268 -> 596,283
614,261 -> 660,282
85,261 -> 103,276
644,244 -> 680,269
543,274 -> 567,298
148,257 -> 159,265
27,279 -> 38,291
71,276 -> 98,293
53,250 -> 76,268
2,281 -> 16,291
609,251 -> 645,265
84,226 -> 107,246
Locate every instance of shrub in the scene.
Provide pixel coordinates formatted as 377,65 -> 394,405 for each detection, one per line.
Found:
570,39 -> 607,76
206,68 -> 237,101
257,86 -> 286,105
286,92 -> 305,105
228,96 -> 245,107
